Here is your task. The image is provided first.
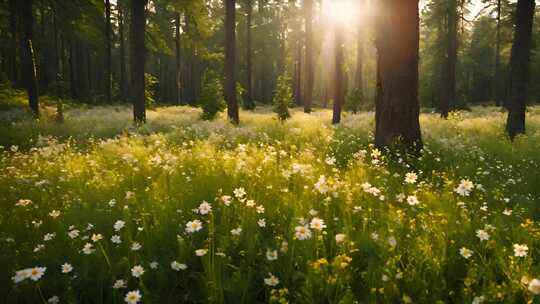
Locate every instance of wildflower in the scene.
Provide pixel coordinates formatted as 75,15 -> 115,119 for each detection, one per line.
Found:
476,230 -> 490,241
280,241 -> 289,253
257,219 -> 266,227
124,290 -> 142,304
335,233 -> 346,244
91,234 -> 103,242
48,296 -> 60,304
16,199 -> 32,207
43,233 -> 56,241
171,261 -> 187,271
513,244 -> 528,257
325,156 -> 336,166
61,263 -> 73,273
294,226 -> 312,240
49,210 -> 61,218
455,179 -> 474,196
406,195 -> 419,206
404,172 -> 418,184
233,188 -> 246,199
309,217 -> 326,231
503,208 -> 513,216
125,191 -> 135,200
195,249 -> 208,256
198,201 -> 212,215
314,175 -> 328,194
472,295 -> 485,304
131,242 -> 142,251
266,249 -> 278,261
388,236 -> 397,248
396,193 -> 406,203
231,227 -> 242,236
246,200 -> 256,208
221,195 -> 232,206
185,220 -> 203,233
130,265 -> 145,278
108,199 -> 117,207
111,235 -> 122,244
149,262 -> 159,269
33,244 -> 45,252
113,279 -> 126,289
264,273 -> 280,287
114,220 -> 126,231
256,205 -> 265,214
459,247 -> 473,259
528,279 -> 540,295
12,269 -> 31,283
82,243 -> 95,254
29,266 -> 46,281
68,229 -> 80,239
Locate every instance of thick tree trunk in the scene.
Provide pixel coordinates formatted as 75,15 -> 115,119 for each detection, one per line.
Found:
119,1 -> 126,100
506,0 -> 535,139
374,0 -> 422,150
131,0 -> 147,123
332,26 -> 344,125
304,0 -> 313,113
9,0 -> 18,83
175,12 -> 182,105
105,0 -> 112,102
440,0 -> 457,118
294,39 -> 302,106
244,0 -> 254,110
225,0 -> 239,124
494,0 -> 502,106
18,0 -> 40,118
355,25 -> 364,104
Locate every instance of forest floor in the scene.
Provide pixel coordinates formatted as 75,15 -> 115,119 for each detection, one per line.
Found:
2,104 -> 540,303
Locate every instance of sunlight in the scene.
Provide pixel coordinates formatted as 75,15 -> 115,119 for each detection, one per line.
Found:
324,0 -> 359,26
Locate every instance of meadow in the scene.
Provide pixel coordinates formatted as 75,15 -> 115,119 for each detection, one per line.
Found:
2,104 -> 540,303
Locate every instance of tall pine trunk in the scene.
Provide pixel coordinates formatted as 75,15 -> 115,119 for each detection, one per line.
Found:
19,0 -> 39,118
332,25 -> 344,124
506,0 -> 535,139
119,1 -> 126,100
244,0 -> 254,110
494,0 -> 502,106
175,12 -> 182,105
294,38 -> 302,106
355,24 -> 364,105
105,0 -> 112,102
225,0 -> 239,124
9,0 -> 18,84
440,0 -> 457,118
131,0 -> 147,123
374,0 -> 422,150
303,0 -> 313,113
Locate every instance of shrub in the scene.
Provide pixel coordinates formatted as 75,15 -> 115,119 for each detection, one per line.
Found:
272,74 -> 292,122
345,88 -> 362,114
145,73 -> 158,108
200,70 -> 225,120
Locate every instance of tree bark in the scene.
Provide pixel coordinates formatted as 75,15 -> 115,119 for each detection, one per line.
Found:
294,38 -> 302,106
374,0 -> 422,150
440,0 -> 457,118
119,0 -> 126,100
225,0 -> 239,124
18,0 -> 40,118
332,25 -> 344,124
355,23 -> 364,105
303,0 -> 314,113
506,0 -> 535,139
494,0 -> 502,106
131,0 -> 147,123
175,12 -> 182,105
9,0 -> 18,84
244,0 -> 254,110
105,0 -> 112,102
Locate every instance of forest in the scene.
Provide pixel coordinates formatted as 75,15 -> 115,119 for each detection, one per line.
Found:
1,0 -> 540,303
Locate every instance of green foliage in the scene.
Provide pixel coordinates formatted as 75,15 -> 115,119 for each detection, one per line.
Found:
272,75 -> 292,122
145,73 -> 159,108
199,70 -> 225,120
345,88 -> 362,114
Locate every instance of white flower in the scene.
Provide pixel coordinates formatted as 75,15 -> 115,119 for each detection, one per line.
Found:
49,210 -> 61,218
472,295 -> 485,304
131,265 -> 145,278
460,247 -> 473,259
528,278 -> 540,295
43,233 -> 56,241
335,234 -> 346,244
388,236 -> 397,248
113,279 -> 127,289
124,290 -> 142,304
12,269 -> 31,283
29,266 -> 46,281
149,262 -> 159,269
266,249 -> 278,261
82,243 -> 95,254
404,172 -> 418,184
114,220 -> 126,231
16,199 -> 32,207
221,195 -> 232,206
294,226 -> 312,240
256,205 -> 265,214
257,219 -> 266,227
108,199 -> 117,207
185,220 -> 203,233
314,175 -> 328,194
455,179 -> 474,196
125,191 -> 135,200
131,242 -> 142,251
171,261 -> 187,271
111,235 -> 122,244
68,229 -> 80,239
406,195 -> 419,206
47,296 -> 60,304
476,229 -> 490,241
61,263 -> 73,273
503,208 -> 513,216
264,273 -> 280,287
198,201 -> 212,215
233,187 -> 246,199
195,249 -> 208,256
231,227 -> 242,236
325,156 -> 336,165
309,217 -> 326,231
513,244 -> 528,257
91,233 -> 103,242
33,244 -> 45,252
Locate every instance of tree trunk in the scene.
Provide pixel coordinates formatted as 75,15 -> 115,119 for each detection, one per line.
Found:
355,24 -> 364,104
9,0 -> 18,84
494,0 -> 502,106
506,0 -> 535,139
18,0 -> 40,118
374,0 -> 422,150
332,25 -> 344,125
131,0 -> 147,123
175,12 -> 182,105
294,38 -> 302,106
105,0 -> 112,102
304,0 -> 314,113
244,0 -> 254,110
119,1 -> 126,100
440,0 -> 457,118
225,0 -> 239,124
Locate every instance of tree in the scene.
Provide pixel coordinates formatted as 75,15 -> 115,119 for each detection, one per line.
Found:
332,24 -> 344,125
273,74 -> 292,122
374,0 -> 422,149
18,0 -> 39,118
494,0 -> 502,105
119,0 -> 127,100
303,0 -> 313,113
225,0 -> 239,124
354,24 -> 364,108
506,0 -> 535,139
105,0 -> 112,103
175,11 -> 182,105
131,0 -> 147,123
244,0 -> 255,110
440,0 -> 457,118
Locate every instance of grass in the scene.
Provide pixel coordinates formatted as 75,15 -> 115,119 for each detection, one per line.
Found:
1,104 -> 540,303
